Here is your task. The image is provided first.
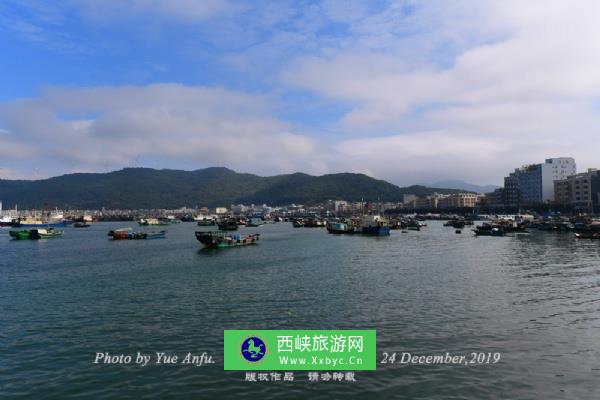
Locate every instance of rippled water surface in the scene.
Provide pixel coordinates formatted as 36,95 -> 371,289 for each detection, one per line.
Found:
1,221 -> 600,399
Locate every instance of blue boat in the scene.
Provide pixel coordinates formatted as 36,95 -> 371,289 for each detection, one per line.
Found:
360,225 -> 390,236
354,215 -> 390,236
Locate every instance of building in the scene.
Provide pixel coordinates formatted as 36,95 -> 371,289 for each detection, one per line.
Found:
482,188 -> 504,208
517,164 -> 544,204
415,195 -> 435,209
554,179 -> 571,205
594,173 -> 600,213
444,193 -> 479,208
333,200 -> 348,214
502,157 -> 576,206
542,157 -> 576,202
403,194 -> 418,203
554,169 -> 600,212
503,170 -> 521,207
402,194 -> 417,209
415,193 -> 448,209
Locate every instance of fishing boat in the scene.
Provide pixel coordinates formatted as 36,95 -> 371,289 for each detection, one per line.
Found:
0,216 -> 16,227
532,217 -> 573,232
139,218 -> 169,226
108,228 -> 167,240
217,218 -> 239,231
326,221 -> 354,234
575,232 -> 600,239
292,218 -> 304,228
9,230 -> 32,240
444,218 -> 466,229
197,218 -> 216,226
74,222 -> 91,228
31,228 -> 64,239
388,219 -> 406,230
303,218 -> 325,227
473,224 -> 505,236
145,231 -> 167,239
573,221 -> 600,239
0,201 -> 19,226
195,231 -> 260,248
13,216 -> 69,228
9,228 -> 64,240
353,215 -> 390,236
246,217 -> 264,227
452,221 -> 465,229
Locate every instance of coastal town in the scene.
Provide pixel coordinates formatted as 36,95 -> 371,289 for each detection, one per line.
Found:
1,156 -> 598,220
1,156 -> 600,242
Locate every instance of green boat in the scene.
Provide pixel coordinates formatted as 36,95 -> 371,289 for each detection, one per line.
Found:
195,231 -> 259,248
9,228 -> 64,240
9,230 -> 32,240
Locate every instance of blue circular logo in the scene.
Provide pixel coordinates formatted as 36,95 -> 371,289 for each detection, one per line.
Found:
241,336 -> 266,362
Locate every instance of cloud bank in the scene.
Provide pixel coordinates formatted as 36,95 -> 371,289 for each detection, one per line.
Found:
1,1 -> 600,185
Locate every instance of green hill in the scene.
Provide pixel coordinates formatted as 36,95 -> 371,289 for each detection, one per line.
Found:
0,167 -> 468,209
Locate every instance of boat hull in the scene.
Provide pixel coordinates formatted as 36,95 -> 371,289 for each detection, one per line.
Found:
195,231 -> 259,248
145,231 -> 167,239
326,222 -> 354,234
473,228 -> 505,237
356,226 -> 390,236
575,232 -> 600,239
33,229 -> 64,239
9,228 -> 64,239
108,229 -> 166,240
9,230 -> 31,240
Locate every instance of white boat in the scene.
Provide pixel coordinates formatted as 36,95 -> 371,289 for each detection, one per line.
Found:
0,215 -> 16,226
139,218 -> 167,226
0,201 -> 18,226
48,208 -> 65,222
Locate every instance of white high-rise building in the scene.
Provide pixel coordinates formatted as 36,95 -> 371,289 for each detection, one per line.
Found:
541,157 -> 576,202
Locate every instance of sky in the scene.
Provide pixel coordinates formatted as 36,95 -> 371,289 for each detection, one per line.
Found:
0,0 -> 599,186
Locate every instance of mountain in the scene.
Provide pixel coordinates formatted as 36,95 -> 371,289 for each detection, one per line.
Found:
428,180 -> 500,194
0,167 -> 468,209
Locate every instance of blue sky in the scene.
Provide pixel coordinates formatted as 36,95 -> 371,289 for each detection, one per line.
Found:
1,0 -> 599,185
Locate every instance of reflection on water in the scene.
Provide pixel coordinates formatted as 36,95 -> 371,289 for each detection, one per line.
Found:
1,221 -> 599,399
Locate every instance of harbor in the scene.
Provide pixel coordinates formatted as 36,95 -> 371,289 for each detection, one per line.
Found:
1,219 -> 599,399
3,205 -> 600,244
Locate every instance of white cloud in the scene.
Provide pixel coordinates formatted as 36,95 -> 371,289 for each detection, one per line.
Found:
3,1 -> 600,186
279,0 -> 600,184
0,84 -> 323,178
